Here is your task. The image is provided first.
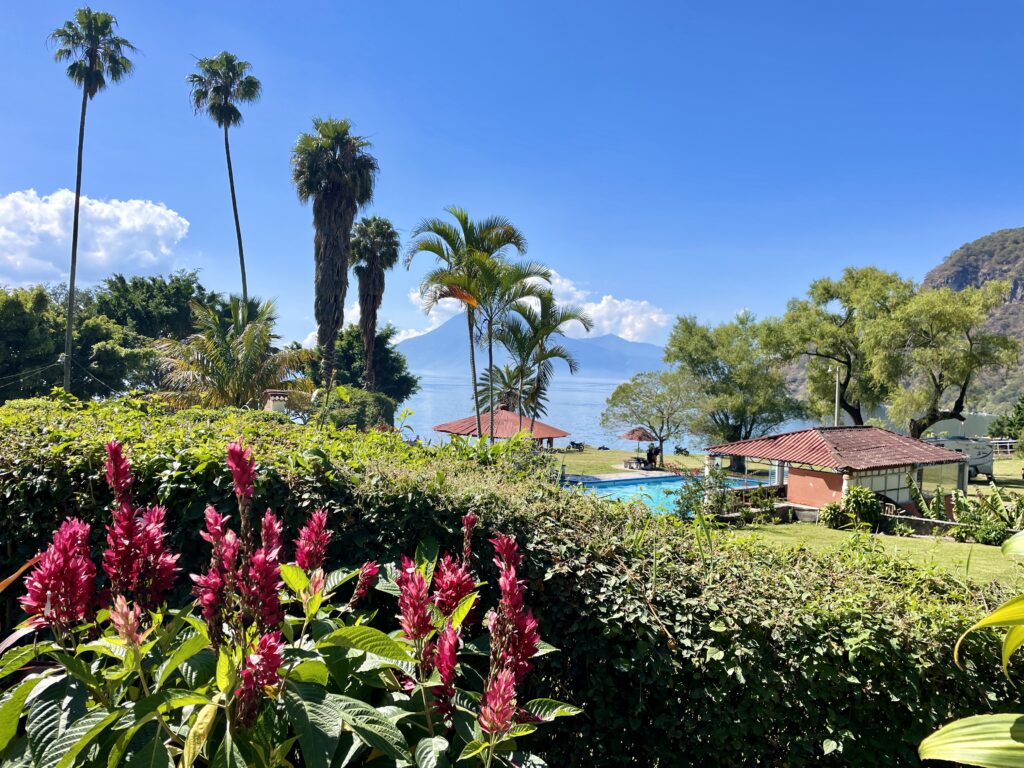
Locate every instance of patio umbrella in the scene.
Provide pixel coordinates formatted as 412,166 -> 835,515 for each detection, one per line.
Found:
621,427 -> 657,454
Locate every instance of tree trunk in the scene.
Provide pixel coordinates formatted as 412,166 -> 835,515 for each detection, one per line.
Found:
487,318 -> 495,443
63,87 -> 89,393
313,198 -> 352,385
467,310 -> 482,439
658,437 -> 665,468
518,369 -> 524,432
358,264 -> 381,391
224,124 -> 248,311
530,357 -> 541,433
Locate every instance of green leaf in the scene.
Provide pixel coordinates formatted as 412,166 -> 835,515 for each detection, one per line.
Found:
211,729 -> 246,768
415,538 -> 440,585
531,640 -> 559,658
459,739 -> 488,760
319,625 -> 414,663
156,630 -> 209,688
216,647 -> 234,694
449,593 -> 478,628
180,649 -> 217,689
0,676 -> 44,751
40,707 -> 125,768
182,704 -> 219,768
1003,530 -> 1024,558
919,713 -> 1024,767
283,683 -> 342,768
27,677 -> 86,762
333,694 -> 410,761
1003,626 -> 1024,673
505,723 -> 537,739
280,563 -> 310,594
524,699 -> 582,722
324,567 -> 358,595
957,595 -> 1024,662
125,737 -> 172,768
290,659 -> 329,686
414,736 -> 449,768
0,643 -> 56,682
823,739 -> 839,755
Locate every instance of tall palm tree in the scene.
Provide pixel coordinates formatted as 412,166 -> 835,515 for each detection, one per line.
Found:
496,316 -> 540,431
156,296 -> 310,408
475,364 -> 540,416
471,256 -> 551,441
291,118 -> 378,386
350,216 -> 400,391
513,291 -> 593,431
187,52 -> 262,308
50,8 -> 136,393
406,208 -> 527,439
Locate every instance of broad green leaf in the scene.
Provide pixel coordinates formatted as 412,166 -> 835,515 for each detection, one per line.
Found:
0,643 -> 56,682
459,739 -> 488,760
40,707 -> 125,768
324,567 -> 358,595
1003,531 -> 1024,558
156,630 -> 209,688
180,648 -> 217,689
216,647 -> 234,694
0,676 -> 44,751
182,704 -> 219,768
919,713 -> 1024,767
531,640 -> 559,658
415,539 -> 440,585
319,625 -> 414,663
283,683 -> 342,768
505,723 -> 537,739
280,563 -> 310,594
77,638 -> 127,661
124,736 -> 171,768
414,736 -> 449,768
1003,626 -> 1024,673
333,694 -> 410,761
524,699 -> 582,721
106,690 -> 212,767
211,730 -> 246,768
449,593 -> 478,629
290,659 -> 329,686
52,653 -> 102,690
27,677 -> 86,762
957,595 -> 1024,662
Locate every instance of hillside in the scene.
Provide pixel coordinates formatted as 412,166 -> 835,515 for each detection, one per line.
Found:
924,227 -> 1024,410
397,314 -> 668,380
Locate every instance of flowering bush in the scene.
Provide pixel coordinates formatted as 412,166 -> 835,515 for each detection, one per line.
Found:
0,439 -> 578,767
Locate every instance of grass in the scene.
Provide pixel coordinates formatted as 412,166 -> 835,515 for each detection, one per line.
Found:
557,446 -> 704,477
738,523 -> 1023,587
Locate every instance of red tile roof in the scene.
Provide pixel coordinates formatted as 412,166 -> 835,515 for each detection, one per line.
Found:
433,405 -> 569,440
706,426 -> 965,472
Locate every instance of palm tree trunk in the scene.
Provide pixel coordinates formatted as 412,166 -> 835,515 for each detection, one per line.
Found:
530,356 -> 541,433
467,310 -> 482,439
223,123 -> 248,311
63,86 -> 89,393
487,318 -> 495,443
518,368 -> 524,432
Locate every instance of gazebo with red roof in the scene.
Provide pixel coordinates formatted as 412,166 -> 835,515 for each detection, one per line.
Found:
706,426 -> 967,510
433,404 -> 570,446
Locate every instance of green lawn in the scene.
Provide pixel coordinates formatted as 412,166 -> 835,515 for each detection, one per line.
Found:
737,523 -> 1022,587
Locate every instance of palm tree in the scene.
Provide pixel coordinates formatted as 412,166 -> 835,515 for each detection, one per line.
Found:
156,296 -> 310,408
187,52 -> 262,308
291,118 -> 378,386
350,216 -> 400,391
513,291 -> 593,432
50,8 -> 136,393
406,208 -> 528,439
496,316 -> 540,430
471,256 -> 551,441
475,364 -> 539,415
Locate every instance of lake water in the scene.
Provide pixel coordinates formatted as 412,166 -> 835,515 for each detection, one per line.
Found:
400,373 -> 998,451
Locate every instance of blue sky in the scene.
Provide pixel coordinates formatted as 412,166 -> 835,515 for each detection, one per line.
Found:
3,1 -> 1024,346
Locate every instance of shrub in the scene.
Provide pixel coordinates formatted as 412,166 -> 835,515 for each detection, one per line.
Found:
818,501 -> 845,529
0,395 -> 1017,766
0,439 -> 577,766
891,521 -> 916,538
843,485 -> 883,529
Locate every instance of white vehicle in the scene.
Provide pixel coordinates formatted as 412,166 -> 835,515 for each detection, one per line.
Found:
923,436 -> 994,481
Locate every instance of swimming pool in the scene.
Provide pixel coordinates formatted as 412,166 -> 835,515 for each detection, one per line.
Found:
573,474 -> 763,512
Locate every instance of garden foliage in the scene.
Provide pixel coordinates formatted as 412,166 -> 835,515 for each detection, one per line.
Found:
0,395 -> 1018,766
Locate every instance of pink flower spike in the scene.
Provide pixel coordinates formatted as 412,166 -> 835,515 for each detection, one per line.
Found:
21,518 -> 96,633
261,509 -> 282,555
104,440 -> 134,503
294,510 -> 331,571
433,622 -> 459,718
396,555 -> 433,641
461,513 -> 477,561
226,438 -> 256,500
350,561 -> 379,606
479,668 -> 517,735
490,534 -> 522,570
431,554 -> 474,616
110,595 -> 143,646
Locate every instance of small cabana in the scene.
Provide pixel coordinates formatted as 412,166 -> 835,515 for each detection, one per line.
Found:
706,426 -> 967,511
433,404 -> 569,447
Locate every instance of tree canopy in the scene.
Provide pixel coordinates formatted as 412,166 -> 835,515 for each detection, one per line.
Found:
94,270 -> 216,339
665,311 -> 804,444
600,370 -> 693,465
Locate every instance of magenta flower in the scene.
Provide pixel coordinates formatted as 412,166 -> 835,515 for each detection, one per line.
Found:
234,631 -> 284,727
350,561 -> 379,606
434,622 -> 459,718
479,668 -> 517,735
104,440 -> 134,505
110,595 -> 144,646
260,509 -> 282,555
488,535 -> 540,684
461,512 -> 477,561
102,504 -> 179,610
191,506 -> 240,646
226,438 -> 256,500
396,555 -> 433,641
240,510 -> 283,632
431,554 -> 475,616
489,533 -> 522,570
21,518 -> 96,633
294,510 -> 331,571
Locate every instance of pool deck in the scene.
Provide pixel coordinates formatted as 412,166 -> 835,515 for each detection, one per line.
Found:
563,470 -> 678,483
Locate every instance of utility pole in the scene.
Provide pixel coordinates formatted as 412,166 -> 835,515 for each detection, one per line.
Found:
833,365 -> 840,427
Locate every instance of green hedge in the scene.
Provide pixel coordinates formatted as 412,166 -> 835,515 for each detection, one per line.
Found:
0,395 -> 1016,766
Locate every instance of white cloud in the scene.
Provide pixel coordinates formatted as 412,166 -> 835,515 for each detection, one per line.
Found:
298,301 -> 367,348
0,188 -> 189,285
546,270 -> 670,342
393,288 -> 463,343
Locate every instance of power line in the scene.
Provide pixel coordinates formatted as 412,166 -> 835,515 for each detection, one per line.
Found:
0,361 -> 61,385
71,358 -> 120,394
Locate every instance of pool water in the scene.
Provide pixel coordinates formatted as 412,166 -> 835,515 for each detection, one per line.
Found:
574,475 -> 763,512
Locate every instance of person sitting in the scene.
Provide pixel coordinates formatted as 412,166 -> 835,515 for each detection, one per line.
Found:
645,444 -> 656,469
